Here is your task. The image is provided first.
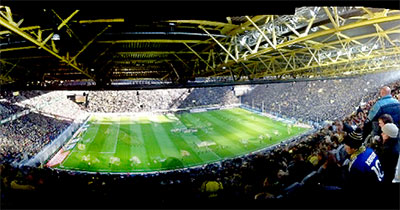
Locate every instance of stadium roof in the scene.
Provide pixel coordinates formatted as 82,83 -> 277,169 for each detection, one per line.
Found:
1,1 -> 400,90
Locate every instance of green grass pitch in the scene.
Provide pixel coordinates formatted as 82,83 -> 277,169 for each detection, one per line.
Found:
55,108 -> 310,173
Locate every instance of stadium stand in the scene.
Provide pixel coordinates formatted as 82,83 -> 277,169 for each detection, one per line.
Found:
241,71 -> 399,123
177,87 -> 239,108
84,86 -> 239,113
0,101 -> 28,121
0,112 -> 72,164
1,74 -> 400,209
85,89 -> 190,113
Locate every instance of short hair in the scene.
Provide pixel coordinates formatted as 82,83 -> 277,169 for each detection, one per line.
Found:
378,114 -> 394,124
380,86 -> 391,96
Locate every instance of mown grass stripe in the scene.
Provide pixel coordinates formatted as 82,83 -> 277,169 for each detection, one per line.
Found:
180,113 -> 239,158
139,116 -> 165,170
82,123 -> 100,143
158,122 -> 206,167
218,109 -> 294,140
214,109 -> 300,147
61,121 -> 100,167
200,111 -> 254,142
208,110 -> 265,138
150,119 -> 181,159
216,109 -> 277,131
116,123 -> 133,172
176,114 -> 225,160
192,111 -> 282,156
227,108 -> 287,130
200,111 -> 268,154
62,120 -> 107,171
87,124 -> 110,152
129,121 -> 151,171
100,123 -> 119,153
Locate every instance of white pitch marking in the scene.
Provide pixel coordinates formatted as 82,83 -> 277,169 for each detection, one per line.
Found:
111,121 -> 120,154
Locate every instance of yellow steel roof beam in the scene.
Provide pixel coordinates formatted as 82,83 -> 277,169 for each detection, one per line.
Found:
0,46 -> 36,52
113,59 -> 199,64
1,56 -> 52,60
0,16 -> 92,79
183,42 -> 214,72
254,47 -> 399,78
52,9 -> 82,44
56,10 -> 79,31
323,7 -> 339,29
0,25 -> 40,36
245,16 -> 276,49
227,15 -> 268,36
224,36 -> 234,63
255,47 -> 400,78
173,53 -> 191,70
0,6 -> 15,25
233,26 -> 400,69
199,25 -> 237,62
78,18 -> 124,24
70,25 -> 111,63
221,14 -> 400,68
116,51 -> 210,55
318,25 -> 362,45
97,40 -> 212,44
166,20 -> 236,27
300,58 -> 400,77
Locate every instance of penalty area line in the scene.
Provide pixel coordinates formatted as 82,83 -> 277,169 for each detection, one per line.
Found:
111,121 -> 120,154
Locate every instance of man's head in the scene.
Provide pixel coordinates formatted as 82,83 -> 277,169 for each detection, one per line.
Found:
334,120 -> 343,131
380,86 -> 391,97
381,123 -> 399,141
343,128 -> 363,154
378,114 -> 394,128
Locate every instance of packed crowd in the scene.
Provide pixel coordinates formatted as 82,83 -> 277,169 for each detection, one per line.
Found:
84,86 -> 239,113
0,90 -> 46,103
85,89 -> 189,112
16,91 -> 87,120
0,90 -> 45,121
0,112 -> 72,164
241,72 -> 400,122
1,73 -> 399,209
0,91 -> 89,165
0,101 -> 28,121
177,87 -> 239,108
0,90 -> 86,121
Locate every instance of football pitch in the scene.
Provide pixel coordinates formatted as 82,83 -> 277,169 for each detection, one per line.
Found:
55,108 -> 310,173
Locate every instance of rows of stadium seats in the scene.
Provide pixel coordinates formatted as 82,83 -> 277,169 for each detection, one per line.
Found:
241,71 -> 399,123
0,112 -> 72,164
0,91 -> 84,165
84,86 -> 238,113
0,101 -> 28,120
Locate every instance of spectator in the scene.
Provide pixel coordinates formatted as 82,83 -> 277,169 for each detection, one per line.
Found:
379,123 -> 400,184
200,176 -> 224,200
342,128 -> 383,198
378,114 -> 394,130
287,153 -> 314,183
334,120 -> 353,135
317,151 -> 344,187
364,86 -> 400,139
367,86 -> 400,123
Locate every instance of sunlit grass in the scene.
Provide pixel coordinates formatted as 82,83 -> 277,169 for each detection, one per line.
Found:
56,108 -> 310,173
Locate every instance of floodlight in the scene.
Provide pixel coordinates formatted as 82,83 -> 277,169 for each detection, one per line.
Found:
52,34 -> 60,40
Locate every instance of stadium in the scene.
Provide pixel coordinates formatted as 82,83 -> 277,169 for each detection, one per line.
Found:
1,2 -> 400,209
